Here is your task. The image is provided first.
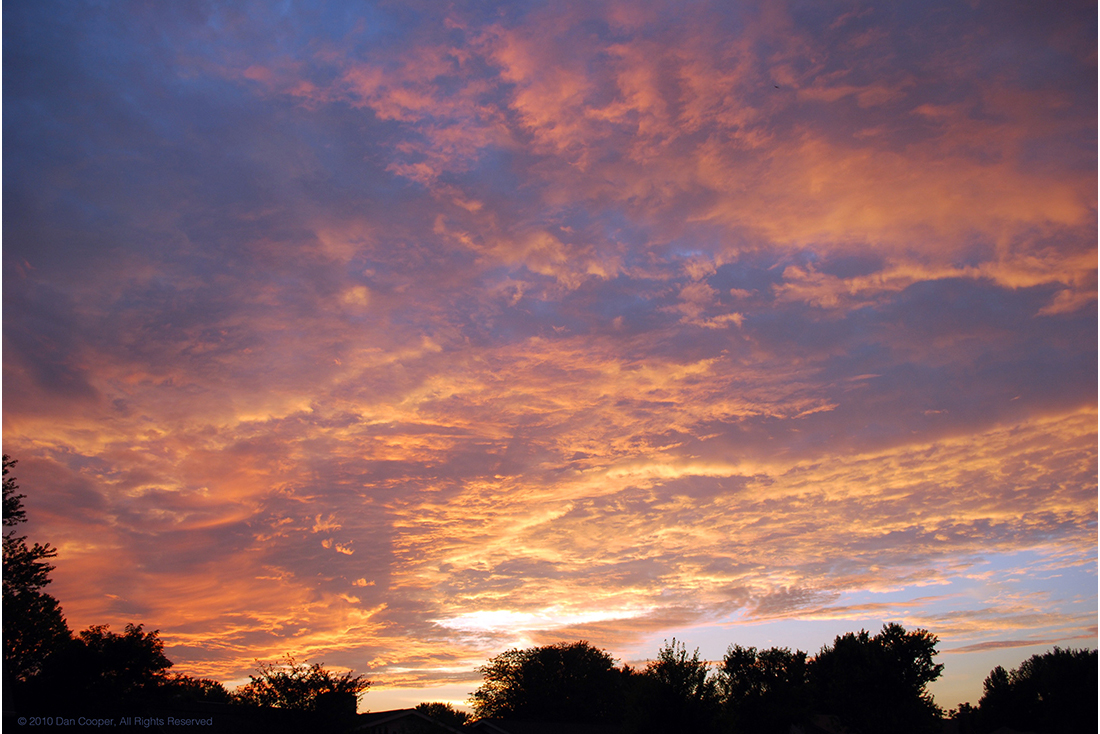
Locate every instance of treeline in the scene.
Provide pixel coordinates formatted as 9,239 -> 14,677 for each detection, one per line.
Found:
465,638 -> 1096,734
4,456 -> 1096,733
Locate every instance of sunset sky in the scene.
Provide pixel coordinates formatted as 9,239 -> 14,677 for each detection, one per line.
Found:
3,0 -> 1096,713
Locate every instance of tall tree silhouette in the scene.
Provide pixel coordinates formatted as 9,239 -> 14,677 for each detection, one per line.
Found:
975,647 -> 1097,733
2,455 -> 70,688
471,640 -> 627,723
717,644 -> 810,733
809,623 -> 943,734
625,638 -> 720,734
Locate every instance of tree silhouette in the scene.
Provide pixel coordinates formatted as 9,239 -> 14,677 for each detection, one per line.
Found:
2,455 -> 70,688
234,654 -> 370,713
975,647 -> 1097,733
163,673 -> 233,703
43,623 -> 174,709
717,644 -> 810,733
416,701 -> 471,729
625,638 -> 720,734
471,640 -> 627,723
808,623 -> 943,734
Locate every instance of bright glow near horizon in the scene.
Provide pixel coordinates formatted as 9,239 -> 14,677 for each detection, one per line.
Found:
3,0 -> 1096,715
436,607 -> 653,636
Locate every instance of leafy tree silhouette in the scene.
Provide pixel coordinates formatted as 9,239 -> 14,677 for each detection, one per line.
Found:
471,640 -> 626,723
234,654 -> 370,714
2,455 -> 70,689
63,623 -> 173,703
975,647 -> 1097,733
808,623 -> 943,734
717,644 -> 810,733
625,638 -> 720,734
17,621 -> 185,714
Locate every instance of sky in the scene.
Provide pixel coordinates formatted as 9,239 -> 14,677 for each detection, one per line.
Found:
2,0 -> 1096,714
